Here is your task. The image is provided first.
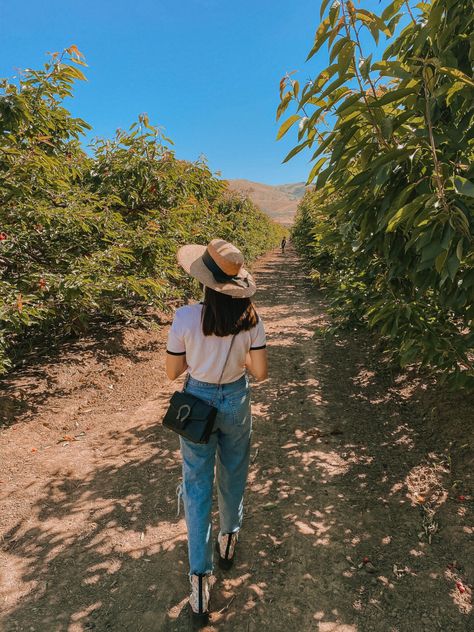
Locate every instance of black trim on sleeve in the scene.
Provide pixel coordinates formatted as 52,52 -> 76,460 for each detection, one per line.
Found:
249,344 -> 266,351
166,350 -> 186,356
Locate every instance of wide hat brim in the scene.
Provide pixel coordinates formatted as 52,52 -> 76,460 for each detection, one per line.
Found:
177,245 -> 257,298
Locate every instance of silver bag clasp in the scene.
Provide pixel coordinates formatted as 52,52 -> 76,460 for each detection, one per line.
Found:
176,403 -> 191,423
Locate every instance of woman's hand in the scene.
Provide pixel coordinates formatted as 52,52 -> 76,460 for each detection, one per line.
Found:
165,354 -> 188,380
245,349 -> 268,381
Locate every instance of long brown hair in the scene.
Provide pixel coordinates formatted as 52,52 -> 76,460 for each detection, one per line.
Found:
201,286 -> 258,336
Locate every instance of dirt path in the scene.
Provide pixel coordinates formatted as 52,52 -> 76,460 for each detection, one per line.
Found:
0,248 -> 472,632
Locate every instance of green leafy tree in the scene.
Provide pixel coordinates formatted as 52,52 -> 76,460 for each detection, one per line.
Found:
0,49 -> 284,374
278,0 -> 473,387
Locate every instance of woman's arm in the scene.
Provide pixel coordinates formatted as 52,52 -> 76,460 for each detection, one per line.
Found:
166,353 -> 188,380
245,348 -> 268,381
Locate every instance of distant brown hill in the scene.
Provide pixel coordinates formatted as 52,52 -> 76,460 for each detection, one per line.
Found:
227,179 -> 307,226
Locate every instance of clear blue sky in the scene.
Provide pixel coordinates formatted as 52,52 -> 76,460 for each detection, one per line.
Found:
0,0 -> 399,185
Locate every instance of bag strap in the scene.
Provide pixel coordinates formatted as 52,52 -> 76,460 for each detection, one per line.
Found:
182,333 -> 236,397
209,333 -> 236,406
181,372 -> 190,393
216,334 -> 236,387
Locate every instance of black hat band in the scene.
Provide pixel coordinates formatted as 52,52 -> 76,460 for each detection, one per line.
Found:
202,250 -> 250,289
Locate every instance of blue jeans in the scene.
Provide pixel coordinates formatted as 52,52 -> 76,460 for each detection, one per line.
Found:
179,373 -> 252,575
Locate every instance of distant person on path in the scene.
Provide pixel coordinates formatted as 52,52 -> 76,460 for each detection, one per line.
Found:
281,236 -> 287,253
165,238 -> 268,625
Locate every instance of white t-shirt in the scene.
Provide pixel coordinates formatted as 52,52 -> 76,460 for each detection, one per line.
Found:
166,303 -> 266,384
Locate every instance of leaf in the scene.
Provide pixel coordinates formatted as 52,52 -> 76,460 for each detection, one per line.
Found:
355,10 -> 391,37
372,87 -> 416,107
300,64 -> 339,107
276,115 -> 300,140
368,20 -> 380,45
311,132 -> 334,161
422,66 -> 436,93
306,18 -> 331,61
428,1 -> 445,31
381,0 -> 404,22
386,12 -> 403,36
446,81 -> 466,106
282,139 -> 311,163
67,44 -> 85,59
303,106 -> 325,128
454,176 -> 474,198
435,250 -> 448,273
347,169 -> 373,187
36,135 -> 55,147
446,254 -> 460,281
338,41 -> 355,77
328,1 -> 341,27
421,240 -> 444,263
380,117 -> 393,140
319,75 -> 350,101
69,57 -> 88,67
328,18 -> 344,47
62,65 -> 87,81
279,76 -> 286,96
359,54 -> 372,80
306,157 -> 327,184
276,92 -> 292,120
320,0 -> 331,19
329,36 -> 350,63
366,147 -> 411,172
372,60 -> 412,80
314,168 -> 330,189
451,206 -> 470,234
335,92 -> 362,115
439,66 -> 474,88
326,87 -> 352,109
386,195 -> 431,232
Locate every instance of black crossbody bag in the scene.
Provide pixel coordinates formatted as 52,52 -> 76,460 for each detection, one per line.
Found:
162,335 -> 236,444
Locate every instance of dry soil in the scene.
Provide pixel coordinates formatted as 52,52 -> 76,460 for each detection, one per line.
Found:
0,248 -> 472,632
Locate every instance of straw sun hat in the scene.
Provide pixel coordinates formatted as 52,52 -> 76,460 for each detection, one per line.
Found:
177,239 -> 257,298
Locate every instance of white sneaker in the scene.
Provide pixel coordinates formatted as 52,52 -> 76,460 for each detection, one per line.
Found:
216,531 -> 239,569
189,573 -> 213,624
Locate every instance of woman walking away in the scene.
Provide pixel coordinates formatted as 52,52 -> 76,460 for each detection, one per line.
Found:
165,238 -> 268,626
280,236 -> 287,253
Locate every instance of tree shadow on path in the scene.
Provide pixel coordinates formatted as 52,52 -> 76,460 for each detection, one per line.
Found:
1,248 -> 472,632
203,248 -> 473,632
